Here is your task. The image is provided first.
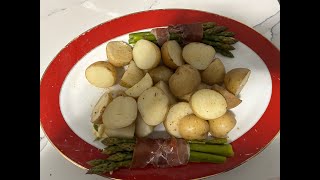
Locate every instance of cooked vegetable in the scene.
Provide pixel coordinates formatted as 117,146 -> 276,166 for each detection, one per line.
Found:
169,64 -> 201,97
135,113 -> 154,137
137,87 -> 169,126
188,138 -> 227,145
178,114 -> 209,140
106,41 -> 133,67
102,143 -> 135,155
164,102 -> 193,138
86,160 -> 131,174
132,39 -> 161,70
148,65 -> 174,84
101,137 -> 136,146
182,42 -> 216,70
224,68 -> 251,96
189,143 -> 234,157
201,58 -> 226,85
208,111 -> 237,138
189,151 -> 226,163
120,61 -> 145,88
161,40 -> 185,69
212,84 -> 241,109
105,123 -> 136,138
102,96 -> 137,129
125,73 -> 153,98
154,81 -> 177,105
92,124 -> 106,138
179,83 -> 211,102
91,92 -> 112,124
85,61 -> 117,88
190,89 -> 227,120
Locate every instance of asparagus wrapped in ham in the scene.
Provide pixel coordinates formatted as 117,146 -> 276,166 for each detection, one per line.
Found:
87,137 -> 234,175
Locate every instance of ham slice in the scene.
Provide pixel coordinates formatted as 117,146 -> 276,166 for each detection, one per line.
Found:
168,23 -> 203,43
151,28 -> 170,46
131,137 -> 189,168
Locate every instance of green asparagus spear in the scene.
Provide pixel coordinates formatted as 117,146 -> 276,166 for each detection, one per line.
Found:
189,144 -> 234,157
188,138 -> 227,145
107,152 -> 133,161
202,40 -> 235,50
102,143 -> 135,155
203,34 -> 238,44
87,159 -> 109,166
202,22 -> 216,30
189,151 -> 226,163
215,48 -> 234,58
215,31 -> 236,37
204,26 -> 228,35
101,137 -> 135,146
86,161 -> 116,174
116,160 -> 132,168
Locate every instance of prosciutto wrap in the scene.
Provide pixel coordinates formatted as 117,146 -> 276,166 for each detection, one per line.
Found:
131,137 -> 190,168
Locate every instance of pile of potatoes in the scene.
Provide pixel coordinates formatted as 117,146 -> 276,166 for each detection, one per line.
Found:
86,39 -> 251,140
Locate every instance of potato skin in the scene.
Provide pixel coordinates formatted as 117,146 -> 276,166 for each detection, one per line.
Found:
224,68 -> 251,96
161,40 -> 184,69
169,64 -> 201,97
208,111 -> 236,138
119,61 -> 145,88
201,58 -> 226,85
179,114 -> 209,140
106,41 -> 133,67
148,65 -> 174,84
212,84 -> 242,109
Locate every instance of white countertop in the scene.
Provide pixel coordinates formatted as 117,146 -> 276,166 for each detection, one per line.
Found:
40,0 -> 280,179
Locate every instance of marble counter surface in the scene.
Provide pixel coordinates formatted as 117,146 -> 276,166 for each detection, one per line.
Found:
40,0 -> 280,179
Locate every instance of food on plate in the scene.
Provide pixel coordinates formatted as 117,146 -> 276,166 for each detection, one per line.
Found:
91,92 -> 112,124
178,114 -> 210,140
179,83 -> 211,102
92,124 -> 107,138
106,41 -> 133,67
201,58 -> 226,85
224,68 -> 251,96
154,81 -> 177,105
161,40 -> 184,69
212,84 -> 242,109
188,138 -> 227,145
135,113 -> 154,137
137,87 -> 169,126
182,42 -> 216,70
125,73 -> 153,98
164,102 -> 193,138
105,123 -> 136,138
190,89 -> 227,120
132,39 -> 161,70
87,137 -> 234,174
128,22 -> 238,57
102,96 -> 137,129
119,61 -> 145,88
169,64 -> 201,97
85,61 -> 117,88
208,111 -> 237,138
148,65 -> 174,83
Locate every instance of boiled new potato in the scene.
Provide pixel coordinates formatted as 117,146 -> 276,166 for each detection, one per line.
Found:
137,87 -> 169,126
169,64 -> 201,97
209,111 -> 236,138
182,42 -> 216,70
190,89 -> 227,120
161,40 -> 184,69
91,92 -> 112,124
102,96 -> 137,129
212,84 -> 241,109
201,58 -> 226,85
133,39 -> 161,70
154,81 -> 177,105
148,65 -> 174,84
105,122 -> 136,138
179,83 -> 211,102
224,68 -> 251,96
164,102 -> 193,138
179,114 -> 209,140
125,73 -> 153,98
120,61 -> 145,88
106,41 -> 133,67
135,113 -> 154,137
85,61 -> 117,88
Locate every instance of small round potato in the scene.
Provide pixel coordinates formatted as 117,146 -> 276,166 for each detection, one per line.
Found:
133,39 -> 161,70
179,114 -> 209,140
148,65 -> 174,84
201,58 -> 226,85
224,68 -> 251,96
161,40 -> 184,69
106,41 -> 133,67
209,111 -> 237,138
85,61 -> 117,88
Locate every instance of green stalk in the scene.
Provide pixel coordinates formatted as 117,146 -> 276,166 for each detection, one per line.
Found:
189,144 -> 234,157
188,138 -> 227,145
189,151 -> 226,163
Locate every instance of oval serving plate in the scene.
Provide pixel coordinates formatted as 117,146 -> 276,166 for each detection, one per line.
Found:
40,9 -> 280,180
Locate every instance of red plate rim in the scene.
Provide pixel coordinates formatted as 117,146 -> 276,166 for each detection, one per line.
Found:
40,9 -> 280,180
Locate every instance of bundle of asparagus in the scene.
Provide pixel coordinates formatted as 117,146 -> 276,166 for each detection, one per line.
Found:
87,137 -> 234,175
128,22 -> 238,58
